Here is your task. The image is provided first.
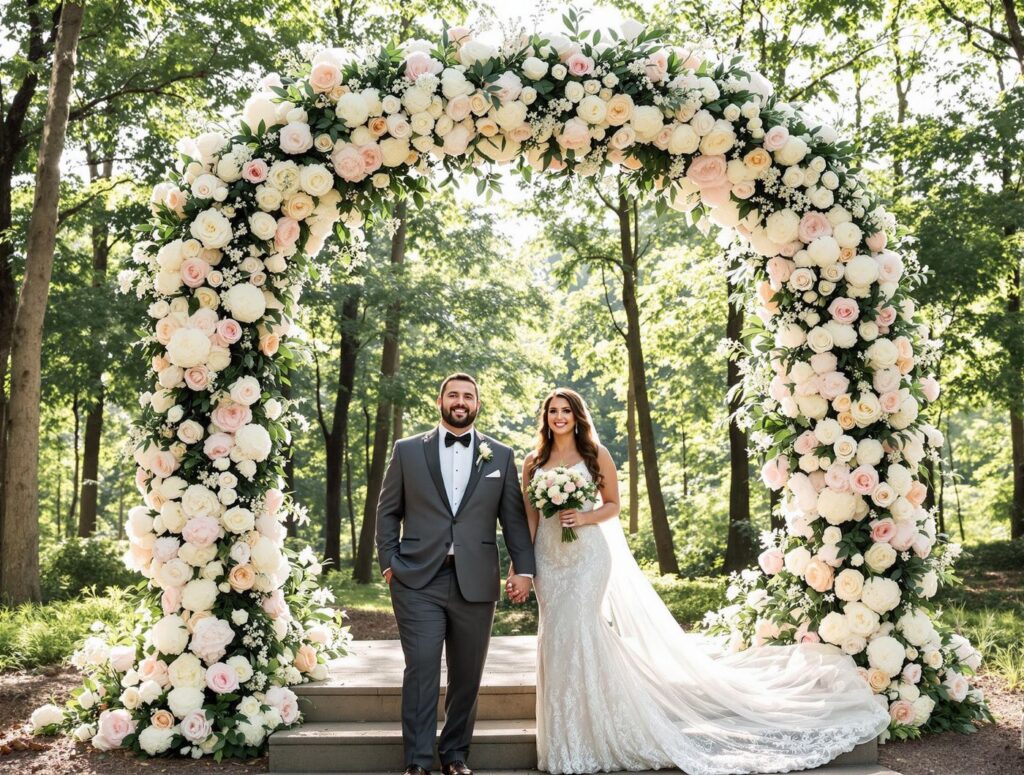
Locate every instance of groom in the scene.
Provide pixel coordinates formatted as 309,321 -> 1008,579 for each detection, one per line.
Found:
375,372 -> 536,775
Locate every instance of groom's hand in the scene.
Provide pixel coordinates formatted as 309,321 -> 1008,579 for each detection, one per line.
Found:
505,574 -> 532,604
383,568 -> 394,586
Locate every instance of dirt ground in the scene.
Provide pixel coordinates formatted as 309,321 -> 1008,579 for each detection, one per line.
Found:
1,641 -> 1020,774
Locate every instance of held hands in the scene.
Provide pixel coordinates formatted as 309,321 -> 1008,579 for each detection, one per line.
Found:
505,574 -> 532,604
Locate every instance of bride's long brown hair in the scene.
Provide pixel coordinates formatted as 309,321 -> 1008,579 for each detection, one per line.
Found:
529,388 -> 602,487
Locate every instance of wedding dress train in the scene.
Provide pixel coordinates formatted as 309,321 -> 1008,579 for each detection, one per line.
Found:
532,461 -> 889,775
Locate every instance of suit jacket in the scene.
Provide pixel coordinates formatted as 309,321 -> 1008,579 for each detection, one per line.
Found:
375,427 -> 536,602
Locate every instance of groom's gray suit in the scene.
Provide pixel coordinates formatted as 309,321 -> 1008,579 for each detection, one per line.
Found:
376,425 -> 536,770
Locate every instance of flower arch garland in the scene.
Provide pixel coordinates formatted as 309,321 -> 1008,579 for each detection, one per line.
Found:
31,10 -> 989,760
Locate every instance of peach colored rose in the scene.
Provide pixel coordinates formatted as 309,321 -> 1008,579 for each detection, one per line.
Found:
889,699 -> 915,725
151,709 -> 175,729
228,564 -> 256,592
359,143 -> 383,173
804,558 -> 835,592
368,116 -> 389,137
212,401 -> 252,433
685,154 -> 729,189
260,333 -> 280,356
294,644 -> 317,673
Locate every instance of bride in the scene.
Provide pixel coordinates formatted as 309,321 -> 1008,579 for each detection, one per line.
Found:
509,387 -> 890,775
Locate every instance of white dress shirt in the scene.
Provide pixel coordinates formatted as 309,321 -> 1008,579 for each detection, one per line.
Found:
439,424 -> 474,554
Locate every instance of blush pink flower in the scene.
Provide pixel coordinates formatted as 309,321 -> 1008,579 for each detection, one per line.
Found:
866,231 -> 888,252
685,154 -> 729,189
310,61 -> 342,93
889,699 -> 915,725
183,515 -> 222,548
763,125 -> 790,152
565,52 -> 598,75
161,586 -> 182,615
758,548 -> 784,575
203,432 -> 233,460
94,709 -> 136,750
242,159 -> 269,184
819,371 -> 850,401
920,376 -> 941,402
765,256 -> 795,288
827,297 -> 860,324
794,430 -> 820,456
359,143 -> 383,174
275,217 -> 301,250
212,401 -> 252,433
206,662 -> 240,694
761,456 -> 790,491
215,318 -> 243,345
403,51 -> 442,81
798,211 -> 833,243
851,466 -> 881,496
184,366 -> 210,391
870,517 -> 896,543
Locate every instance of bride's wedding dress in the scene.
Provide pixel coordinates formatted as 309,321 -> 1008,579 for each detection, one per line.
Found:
532,461 -> 890,775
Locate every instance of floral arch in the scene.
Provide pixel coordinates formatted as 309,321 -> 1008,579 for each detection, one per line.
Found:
31,11 -> 988,760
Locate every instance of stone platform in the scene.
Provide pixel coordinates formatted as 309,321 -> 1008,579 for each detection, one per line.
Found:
268,637 -> 899,775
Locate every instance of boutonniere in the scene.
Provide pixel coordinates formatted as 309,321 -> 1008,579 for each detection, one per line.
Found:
476,441 -> 493,469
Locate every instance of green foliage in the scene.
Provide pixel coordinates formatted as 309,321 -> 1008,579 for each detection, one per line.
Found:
40,537 -> 136,602
0,588 -> 135,671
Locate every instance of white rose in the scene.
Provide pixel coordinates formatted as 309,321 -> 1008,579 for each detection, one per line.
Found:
844,601 -> 880,637
166,328 -> 211,368
336,92 -> 369,127
152,615 -> 189,655
784,546 -> 812,576
189,208 -> 233,250
299,163 -> 334,196
817,488 -> 857,525
235,424 -> 272,461
774,136 -> 809,166
630,105 -> 664,141
897,609 -> 936,647
181,578 -> 218,613
249,211 -> 278,241
818,612 -> 849,645
845,254 -> 880,286
864,542 -> 897,573
229,376 -> 262,406
380,138 -> 411,167
668,124 -> 699,155
495,101 -> 528,130
522,56 -> 549,80
458,39 -> 497,66
834,568 -> 865,601
222,506 -> 255,534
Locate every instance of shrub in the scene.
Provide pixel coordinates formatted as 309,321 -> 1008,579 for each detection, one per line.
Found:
40,537 -> 135,602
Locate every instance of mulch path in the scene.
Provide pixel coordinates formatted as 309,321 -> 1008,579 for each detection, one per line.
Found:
1,642 -> 1020,774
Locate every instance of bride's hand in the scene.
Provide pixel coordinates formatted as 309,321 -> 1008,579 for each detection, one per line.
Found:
558,509 -> 586,528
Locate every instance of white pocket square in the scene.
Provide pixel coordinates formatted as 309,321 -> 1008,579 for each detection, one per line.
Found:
485,470 -> 501,478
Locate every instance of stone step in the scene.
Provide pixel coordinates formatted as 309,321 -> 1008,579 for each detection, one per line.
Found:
294,637 -> 537,722
269,719 -> 536,772
268,718 -> 879,774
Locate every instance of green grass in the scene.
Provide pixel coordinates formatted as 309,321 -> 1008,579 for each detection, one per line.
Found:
0,587 -> 135,671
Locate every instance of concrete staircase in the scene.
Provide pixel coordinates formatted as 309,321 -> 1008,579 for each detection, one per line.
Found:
268,636 -> 897,775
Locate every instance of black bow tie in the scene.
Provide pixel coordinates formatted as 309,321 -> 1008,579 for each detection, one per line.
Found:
445,431 -> 472,448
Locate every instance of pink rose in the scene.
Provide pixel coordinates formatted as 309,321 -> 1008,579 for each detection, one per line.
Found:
878,391 -> 901,414
889,699 -> 915,725
866,231 -> 888,252
644,50 -> 668,82
891,520 -> 918,551
798,211 -> 833,243
332,144 -> 367,183
920,376 -> 940,402
184,366 -> 210,391
492,71 -> 523,103
262,589 -> 289,620
181,257 -> 211,289
794,622 -> 821,644
275,217 -> 301,250
212,401 -> 252,433
827,297 -> 860,324
279,122 -> 313,155
794,430 -> 819,456
556,118 -> 591,151
150,450 -> 178,479
403,51 -> 442,81
765,256 -> 795,287
566,53 -> 595,77
852,466 -> 881,496
265,686 -> 300,724
161,586 -> 182,615
877,253 -> 904,282
761,456 -> 790,491
139,655 -> 170,687
310,61 -> 341,93
180,709 -> 213,743
265,488 -> 285,516
876,305 -> 898,327
359,143 -> 383,174
215,318 -> 242,345
873,367 -> 902,394
685,154 -> 729,190
758,548 -> 784,575
809,470 -> 827,492
206,662 -> 240,694
183,515 -> 222,548
700,184 -> 732,207
819,371 -> 850,401
732,181 -> 756,199
779,240 -> 803,258
763,125 -> 790,152
203,432 -> 233,460
823,463 -> 851,493
95,709 -> 136,750
242,160 -> 269,184
789,472 -> 819,513
901,662 -> 921,684
906,481 -> 928,507
446,94 -> 471,122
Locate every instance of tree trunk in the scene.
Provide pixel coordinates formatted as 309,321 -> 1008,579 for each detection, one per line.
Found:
723,276 -> 754,574
78,150 -> 113,537
67,389 -> 80,530
1,0 -> 85,604
1012,410 -> 1024,540
319,289 -> 361,570
626,364 -> 639,534
616,194 -> 678,575
354,200 -> 407,583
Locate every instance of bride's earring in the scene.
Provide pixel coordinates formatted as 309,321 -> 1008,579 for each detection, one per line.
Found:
547,427 -> 552,440
574,425 -> 578,436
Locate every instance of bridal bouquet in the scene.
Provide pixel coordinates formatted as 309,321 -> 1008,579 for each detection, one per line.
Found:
529,466 -> 598,543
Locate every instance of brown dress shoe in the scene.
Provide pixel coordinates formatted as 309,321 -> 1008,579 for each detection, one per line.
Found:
441,761 -> 472,775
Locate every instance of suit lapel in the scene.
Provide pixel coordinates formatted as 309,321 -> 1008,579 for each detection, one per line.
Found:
423,429 -> 453,516
455,430 -> 487,518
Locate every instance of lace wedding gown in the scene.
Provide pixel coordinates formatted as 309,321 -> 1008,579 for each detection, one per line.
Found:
533,461 -> 890,775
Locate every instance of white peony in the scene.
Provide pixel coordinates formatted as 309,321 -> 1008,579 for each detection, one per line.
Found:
817,488 -> 857,525
181,578 -> 218,612
843,601 -> 880,637
867,635 -> 905,677
897,609 -> 936,647
139,724 -> 175,755
222,282 -> 266,323
834,568 -> 865,601
234,424 -> 272,461
167,686 -> 205,719
861,576 -> 901,614
336,92 -> 369,127
168,652 -> 206,689
818,612 -> 849,645
166,328 -> 211,368
864,542 -> 897,572
152,614 -> 189,655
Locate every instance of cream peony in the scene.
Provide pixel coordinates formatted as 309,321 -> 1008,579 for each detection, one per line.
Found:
222,282 -> 266,323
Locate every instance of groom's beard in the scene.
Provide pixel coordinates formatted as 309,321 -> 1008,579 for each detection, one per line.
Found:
441,404 -> 477,429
